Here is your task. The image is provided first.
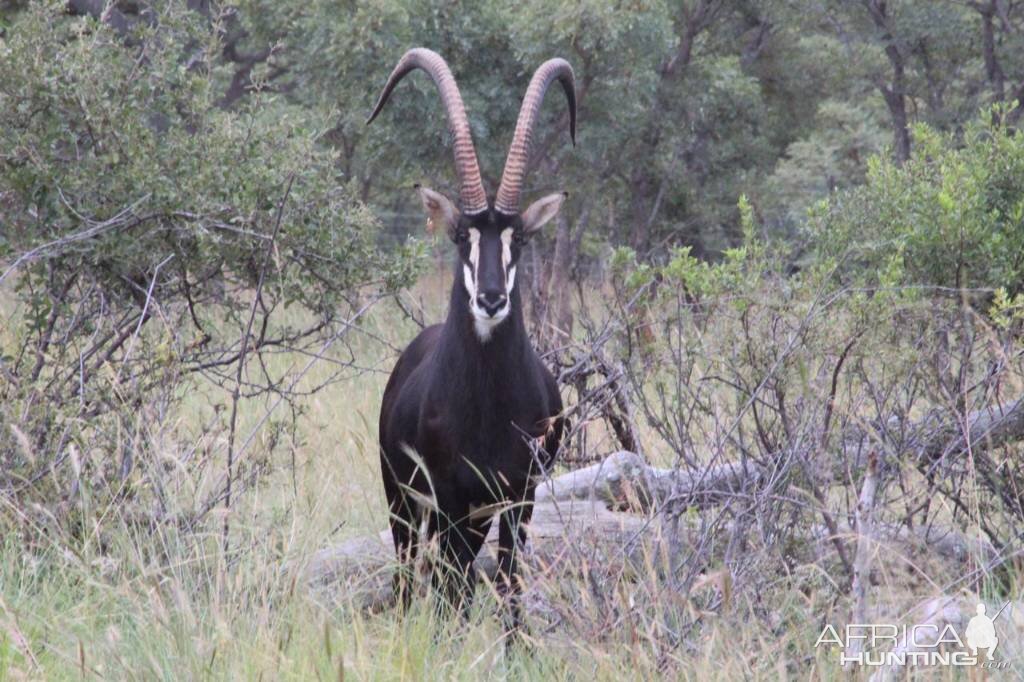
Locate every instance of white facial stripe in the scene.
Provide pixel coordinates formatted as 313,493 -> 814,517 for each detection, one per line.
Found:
500,228 -> 513,269
500,228 -> 516,298
463,264 -> 476,300
468,227 -> 481,283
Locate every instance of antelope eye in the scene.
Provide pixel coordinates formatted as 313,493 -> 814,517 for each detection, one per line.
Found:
513,231 -> 527,246
453,230 -> 468,244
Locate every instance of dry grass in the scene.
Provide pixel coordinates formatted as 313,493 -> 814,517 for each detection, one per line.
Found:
1,271 -> 1022,681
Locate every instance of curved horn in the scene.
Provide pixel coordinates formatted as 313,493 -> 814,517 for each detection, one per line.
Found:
367,48 -> 488,214
495,59 -> 576,215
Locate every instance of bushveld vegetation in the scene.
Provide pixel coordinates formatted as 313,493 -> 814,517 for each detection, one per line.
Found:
2,1 -> 1024,679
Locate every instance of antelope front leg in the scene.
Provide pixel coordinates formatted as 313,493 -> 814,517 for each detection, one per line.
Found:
496,486 -> 534,640
383,472 -> 421,612
432,508 -> 493,620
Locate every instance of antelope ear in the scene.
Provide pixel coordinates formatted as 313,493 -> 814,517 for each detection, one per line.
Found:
416,185 -> 459,236
521,192 -> 567,234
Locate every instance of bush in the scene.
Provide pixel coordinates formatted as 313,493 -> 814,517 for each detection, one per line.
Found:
0,3 -> 419,525
808,109 -> 1024,296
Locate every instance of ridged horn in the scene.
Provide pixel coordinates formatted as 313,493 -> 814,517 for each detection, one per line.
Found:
367,48 -> 488,214
495,59 -> 576,215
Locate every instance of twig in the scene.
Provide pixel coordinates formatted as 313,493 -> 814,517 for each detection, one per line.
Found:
116,254 -> 174,381
0,194 -> 152,285
194,293 -> 383,522
846,451 -> 880,669
222,173 -> 294,555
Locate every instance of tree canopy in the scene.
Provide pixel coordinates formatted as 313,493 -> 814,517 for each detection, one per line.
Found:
4,0 -> 1024,514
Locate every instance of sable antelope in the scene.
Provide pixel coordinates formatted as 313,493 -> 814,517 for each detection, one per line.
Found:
370,48 -> 574,635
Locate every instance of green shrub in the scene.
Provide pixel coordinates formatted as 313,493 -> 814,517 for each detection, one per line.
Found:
808,109 -> 1024,296
0,2 -> 419,523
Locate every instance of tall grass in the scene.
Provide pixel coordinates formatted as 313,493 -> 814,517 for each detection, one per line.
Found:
0,278 -> 776,680
2,271 -> 1021,680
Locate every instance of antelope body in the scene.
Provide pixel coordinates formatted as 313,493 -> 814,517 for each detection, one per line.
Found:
370,48 -> 575,635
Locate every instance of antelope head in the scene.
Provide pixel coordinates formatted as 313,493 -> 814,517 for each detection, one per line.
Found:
367,48 -> 576,341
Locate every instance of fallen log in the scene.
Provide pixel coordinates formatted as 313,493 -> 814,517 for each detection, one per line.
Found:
918,395 -> 1024,461
534,450 -> 765,511
304,497 -> 653,610
304,394 -> 1024,611
548,395 -> 1024,512
845,394 -> 1024,471
304,451 -> 770,607
812,520 -> 999,567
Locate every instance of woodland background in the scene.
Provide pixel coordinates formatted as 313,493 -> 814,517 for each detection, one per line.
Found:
2,1 -> 1024,679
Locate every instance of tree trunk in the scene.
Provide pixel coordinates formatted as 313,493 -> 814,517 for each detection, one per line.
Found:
864,0 -> 911,164
626,0 -> 723,252
536,207 -> 588,350
978,0 -> 1006,103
